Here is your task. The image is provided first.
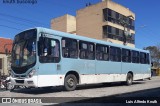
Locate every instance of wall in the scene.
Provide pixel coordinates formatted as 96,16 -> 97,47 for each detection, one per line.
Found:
0,54 -> 9,76
76,1 -> 135,47
51,14 -> 76,34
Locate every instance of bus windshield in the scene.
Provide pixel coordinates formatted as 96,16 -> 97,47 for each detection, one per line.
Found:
11,29 -> 37,68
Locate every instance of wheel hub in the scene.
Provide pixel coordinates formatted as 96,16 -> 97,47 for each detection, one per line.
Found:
67,78 -> 74,87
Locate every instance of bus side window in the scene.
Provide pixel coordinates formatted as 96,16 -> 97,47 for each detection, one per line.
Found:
79,42 -> 87,59
146,53 -> 150,64
140,52 -> 146,64
132,51 -> 139,63
88,43 -> 95,60
39,38 -> 60,63
51,40 -> 59,57
62,38 -> 78,58
110,47 -> 121,62
79,41 -> 95,60
122,49 -> 131,63
96,44 -> 109,61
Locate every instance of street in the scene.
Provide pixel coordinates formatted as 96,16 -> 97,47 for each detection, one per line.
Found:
0,76 -> 160,105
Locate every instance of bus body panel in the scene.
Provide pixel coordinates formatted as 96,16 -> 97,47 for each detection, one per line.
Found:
10,27 -> 151,88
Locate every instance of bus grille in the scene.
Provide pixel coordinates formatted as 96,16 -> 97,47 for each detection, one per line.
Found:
15,75 -> 26,78
15,80 -> 24,84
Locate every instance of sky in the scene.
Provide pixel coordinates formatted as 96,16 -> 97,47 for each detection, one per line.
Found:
0,0 -> 160,49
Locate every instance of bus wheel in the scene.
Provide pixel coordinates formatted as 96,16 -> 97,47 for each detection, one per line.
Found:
126,73 -> 133,86
64,74 -> 77,91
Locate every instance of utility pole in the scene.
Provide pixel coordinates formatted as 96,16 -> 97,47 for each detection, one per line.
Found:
119,15 -> 134,45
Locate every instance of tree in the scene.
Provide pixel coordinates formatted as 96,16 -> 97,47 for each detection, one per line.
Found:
144,45 -> 160,68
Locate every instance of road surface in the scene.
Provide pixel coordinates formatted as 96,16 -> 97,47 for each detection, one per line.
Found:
0,76 -> 160,105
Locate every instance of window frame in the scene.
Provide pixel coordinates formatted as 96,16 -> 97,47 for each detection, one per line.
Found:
146,53 -> 150,64
39,38 -> 60,63
96,44 -> 109,61
79,41 -> 95,60
140,52 -> 146,64
122,49 -> 131,63
109,46 -> 121,62
131,50 -> 140,63
62,37 -> 78,59
103,8 -> 135,30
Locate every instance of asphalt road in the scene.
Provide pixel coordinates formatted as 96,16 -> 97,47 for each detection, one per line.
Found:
0,76 -> 160,106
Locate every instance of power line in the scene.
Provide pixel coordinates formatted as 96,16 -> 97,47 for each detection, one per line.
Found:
0,18 -> 32,27
0,12 -> 48,26
0,24 -> 22,31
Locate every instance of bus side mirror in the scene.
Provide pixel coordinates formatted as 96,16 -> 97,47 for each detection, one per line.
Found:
151,62 -> 153,67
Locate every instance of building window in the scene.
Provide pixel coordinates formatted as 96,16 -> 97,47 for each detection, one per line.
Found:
103,26 -> 108,38
62,38 -> 78,58
103,25 -> 135,44
107,8 -> 112,17
112,27 -> 116,35
96,44 -> 109,61
79,41 -> 95,60
116,28 -> 119,35
108,26 -> 112,34
103,8 -> 135,30
110,47 -> 121,62
116,12 -> 119,20
103,8 -> 108,21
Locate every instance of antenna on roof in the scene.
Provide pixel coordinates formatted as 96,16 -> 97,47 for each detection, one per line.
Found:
86,2 -> 92,7
86,3 -> 88,7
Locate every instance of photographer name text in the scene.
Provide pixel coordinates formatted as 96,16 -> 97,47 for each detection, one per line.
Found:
3,0 -> 37,5
126,99 -> 157,104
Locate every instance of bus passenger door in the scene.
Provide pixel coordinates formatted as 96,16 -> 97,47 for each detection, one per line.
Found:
37,35 -> 62,87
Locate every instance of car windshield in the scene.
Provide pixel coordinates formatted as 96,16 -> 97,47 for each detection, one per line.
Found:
11,30 -> 36,68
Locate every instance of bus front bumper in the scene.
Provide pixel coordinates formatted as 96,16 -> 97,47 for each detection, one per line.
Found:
10,76 -> 38,87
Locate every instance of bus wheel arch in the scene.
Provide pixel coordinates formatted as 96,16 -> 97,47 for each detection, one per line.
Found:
64,71 -> 80,91
126,71 -> 133,86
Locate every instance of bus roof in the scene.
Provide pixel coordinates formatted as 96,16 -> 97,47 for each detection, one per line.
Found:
22,27 -> 150,53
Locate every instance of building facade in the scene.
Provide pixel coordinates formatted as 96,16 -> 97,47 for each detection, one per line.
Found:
0,38 -> 13,76
51,14 -> 76,34
51,0 -> 135,47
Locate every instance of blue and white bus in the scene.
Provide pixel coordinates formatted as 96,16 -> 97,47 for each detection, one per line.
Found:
10,27 -> 151,91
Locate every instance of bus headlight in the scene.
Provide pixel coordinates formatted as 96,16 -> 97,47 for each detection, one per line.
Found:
27,70 -> 36,78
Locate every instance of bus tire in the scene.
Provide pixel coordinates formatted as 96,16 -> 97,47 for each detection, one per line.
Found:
126,73 -> 133,86
7,83 -> 15,91
64,74 -> 77,91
